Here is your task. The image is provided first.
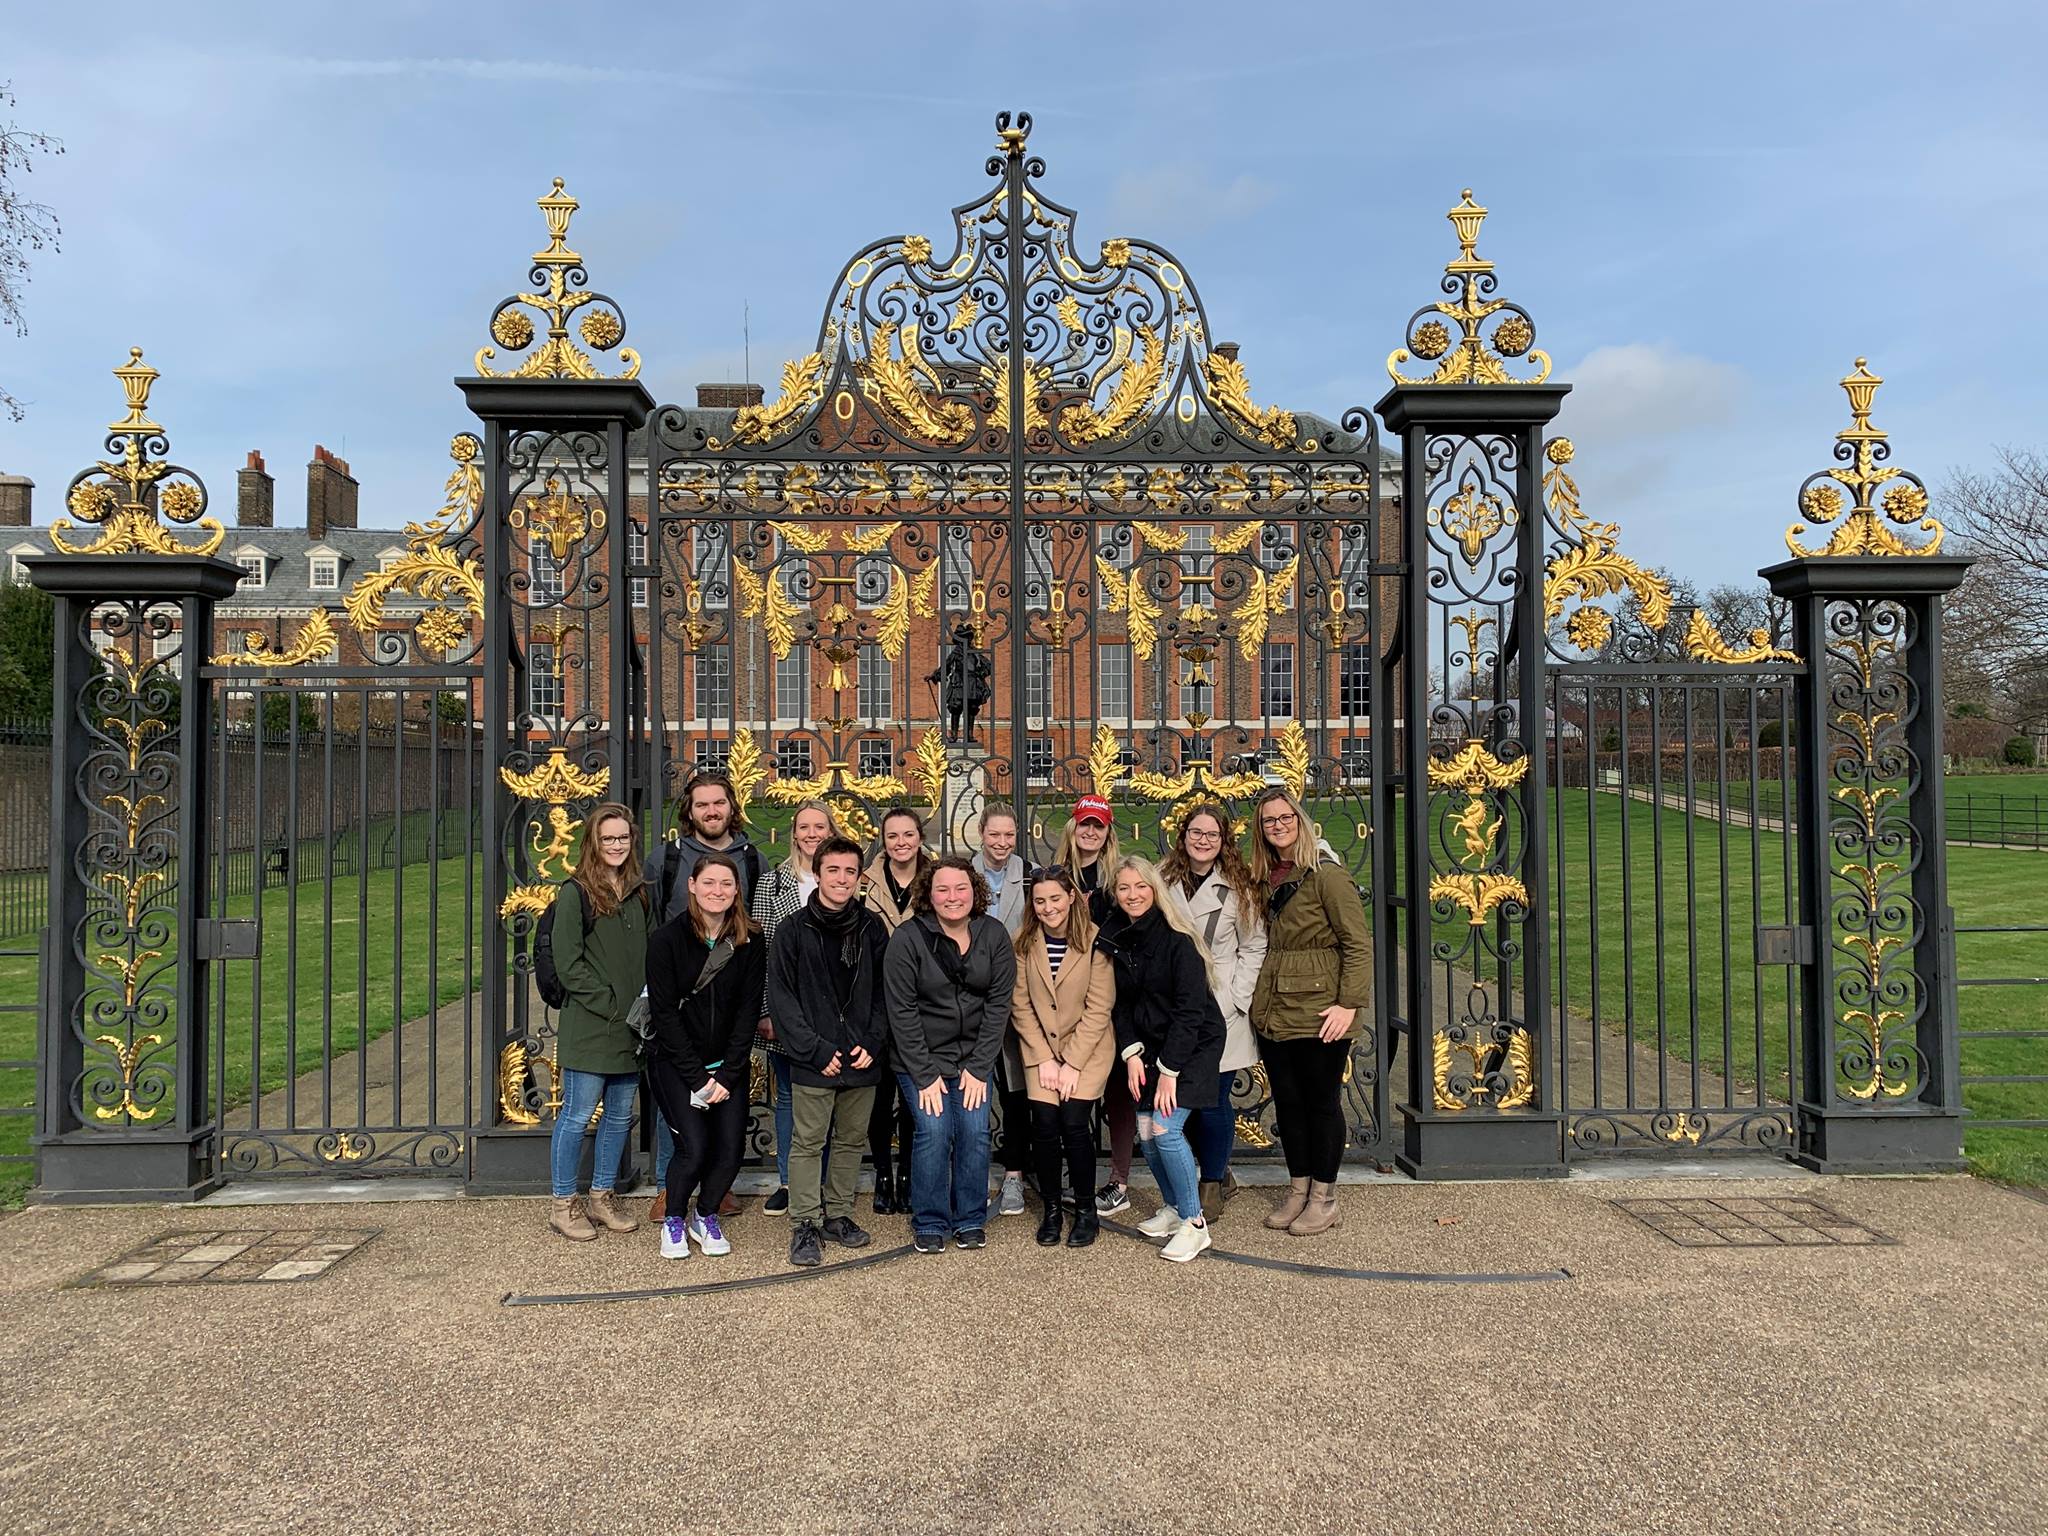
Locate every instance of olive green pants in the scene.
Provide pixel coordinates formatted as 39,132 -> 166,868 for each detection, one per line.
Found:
788,1083 -> 876,1223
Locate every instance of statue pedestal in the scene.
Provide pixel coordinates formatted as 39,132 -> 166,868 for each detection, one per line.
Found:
943,757 -> 984,850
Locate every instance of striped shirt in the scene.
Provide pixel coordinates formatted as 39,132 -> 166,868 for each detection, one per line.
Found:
1044,935 -> 1068,977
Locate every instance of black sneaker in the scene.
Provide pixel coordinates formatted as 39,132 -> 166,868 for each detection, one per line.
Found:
764,1186 -> 790,1216
788,1220 -> 823,1268
912,1231 -> 946,1255
821,1215 -> 871,1249
955,1227 -> 987,1250
1094,1180 -> 1130,1215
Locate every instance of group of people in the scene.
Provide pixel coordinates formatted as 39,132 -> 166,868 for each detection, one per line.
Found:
545,771 -> 1371,1268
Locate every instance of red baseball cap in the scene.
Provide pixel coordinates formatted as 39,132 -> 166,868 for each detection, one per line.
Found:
1073,794 -> 1112,827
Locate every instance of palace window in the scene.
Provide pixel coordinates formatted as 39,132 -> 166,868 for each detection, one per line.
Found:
694,738 -> 731,774
1261,641 -> 1294,720
858,739 -> 895,778
775,739 -> 814,779
693,527 -> 729,610
1339,643 -> 1371,717
775,648 -> 811,722
694,645 -> 731,720
1257,525 -> 1295,608
1097,642 -> 1131,723
628,521 -> 648,608
528,645 -> 563,722
235,553 -> 267,589
309,556 -> 340,591
854,528 -> 891,607
527,544 -> 563,604
1340,738 -> 1371,784
1024,525 -> 1052,606
939,526 -> 973,612
1024,643 -> 1052,721
1178,524 -> 1213,583
1024,738 -> 1053,784
857,643 -> 891,720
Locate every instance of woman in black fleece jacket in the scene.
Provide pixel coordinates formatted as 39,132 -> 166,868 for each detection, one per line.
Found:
645,853 -> 767,1259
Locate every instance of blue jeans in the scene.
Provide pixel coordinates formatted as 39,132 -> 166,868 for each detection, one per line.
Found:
653,1104 -> 672,1186
1188,1070 -> 1239,1183
551,1068 -> 639,1200
898,1071 -> 992,1238
1136,1101 -> 1202,1220
772,1051 -> 795,1186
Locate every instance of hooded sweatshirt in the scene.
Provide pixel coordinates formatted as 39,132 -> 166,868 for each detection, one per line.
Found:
647,828 -> 765,927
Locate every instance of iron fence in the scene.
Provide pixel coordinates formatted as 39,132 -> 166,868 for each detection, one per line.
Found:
1956,921 -> 2048,1131
1949,793 -> 2048,851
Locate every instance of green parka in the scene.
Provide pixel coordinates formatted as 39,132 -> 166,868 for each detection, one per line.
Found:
551,879 -> 650,1075
1249,862 -> 1372,1043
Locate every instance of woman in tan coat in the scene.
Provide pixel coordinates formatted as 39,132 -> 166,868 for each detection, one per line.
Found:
1010,865 -> 1115,1248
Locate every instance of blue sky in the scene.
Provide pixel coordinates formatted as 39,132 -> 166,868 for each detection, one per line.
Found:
3,1 -> 2043,589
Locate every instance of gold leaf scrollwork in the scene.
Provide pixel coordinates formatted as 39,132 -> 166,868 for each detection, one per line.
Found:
732,563 -> 804,661
1541,439 -> 1673,646
90,1031 -> 164,1121
49,350 -> 225,558
475,179 -> 640,382
1785,359 -> 1944,558
1058,323 -> 1165,444
983,356 -> 1051,434
1088,724 -> 1127,800
1388,190 -> 1552,387
500,748 -> 611,806
211,609 -> 338,669
719,352 -> 826,447
1273,720 -> 1313,804
865,321 -> 976,446
498,1038 -> 562,1125
1679,610 -> 1801,665
1095,558 -> 1162,663
910,727 -> 949,807
1201,351 -> 1304,452
511,478 -> 603,566
1432,1025 -> 1536,1111
1232,555 -> 1298,660
725,730 -> 768,818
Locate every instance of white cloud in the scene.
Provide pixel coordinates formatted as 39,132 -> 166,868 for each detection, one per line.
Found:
1561,343 -> 1743,447
1105,165 -> 1275,235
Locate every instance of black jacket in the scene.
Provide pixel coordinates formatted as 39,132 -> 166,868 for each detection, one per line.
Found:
644,916 -> 768,1095
646,832 -> 766,927
1097,905 -> 1225,1112
884,912 -> 1016,1090
764,899 -> 890,1090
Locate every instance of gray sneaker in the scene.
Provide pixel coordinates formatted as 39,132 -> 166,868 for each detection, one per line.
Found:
997,1171 -> 1026,1217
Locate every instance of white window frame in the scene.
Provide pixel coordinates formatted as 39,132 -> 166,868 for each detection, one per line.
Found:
694,527 -> 729,611
1024,643 -> 1052,723
235,553 -> 267,589
1024,737 -> 1054,784
528,644 -> 563,722
939,527 -> 973,612
309,556 -> 340,591
693,645 -> 732,722
1261,640 -> 1295,720
857,642 -> 891,720
527,543 -> 564,605
775,738 -> 814,779
1097,642 -> 1131,723
1339,643 -> 1371,718
1256,526 -> 1295,608
857,738 -> 894,777
629,521 -> 649,609
774,648 -> 811,724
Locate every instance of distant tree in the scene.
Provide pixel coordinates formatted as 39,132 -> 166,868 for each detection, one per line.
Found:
2004,736 -> 2036,768
0,575 -> 54,717
0,83 -> 63,422
1944,450 -> 2048,734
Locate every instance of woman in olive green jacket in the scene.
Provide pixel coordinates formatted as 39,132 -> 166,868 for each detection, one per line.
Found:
547,801 -> 653,1243
1247,786 -> 1370,1237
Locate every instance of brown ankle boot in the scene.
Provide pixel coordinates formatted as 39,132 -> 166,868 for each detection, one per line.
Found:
550,1197 -> 596,1242
1265,1177 -> 1311,1230
648,1190 -> 668,1225
586,1190 -> 639,1234
1199,1181 -> 1224,1222
1287,1179 -> 1342,1236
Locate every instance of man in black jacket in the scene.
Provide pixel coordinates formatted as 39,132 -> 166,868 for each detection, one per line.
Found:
764,836 -> 890,1267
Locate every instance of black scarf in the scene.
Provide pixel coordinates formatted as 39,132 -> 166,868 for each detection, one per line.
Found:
807,890 -> 867,970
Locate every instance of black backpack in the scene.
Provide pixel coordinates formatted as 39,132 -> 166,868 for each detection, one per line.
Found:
533,882 -> 580,1010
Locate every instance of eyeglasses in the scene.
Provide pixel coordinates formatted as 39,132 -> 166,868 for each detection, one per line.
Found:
597,835 -> 634,846
1184,826 -> 1222,840
1259,812 -> 1298,829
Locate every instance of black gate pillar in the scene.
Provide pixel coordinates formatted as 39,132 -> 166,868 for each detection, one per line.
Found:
1765,360 -> 1970,1173
27,348 -> 242,1202
457,179 -> 654,1195
1375,191 -> 1567,1179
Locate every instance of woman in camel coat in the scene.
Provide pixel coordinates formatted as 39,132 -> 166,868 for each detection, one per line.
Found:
1009,865 -> 1115,1249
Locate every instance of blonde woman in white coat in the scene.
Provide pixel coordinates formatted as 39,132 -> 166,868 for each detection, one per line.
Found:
1159,801 -> 1268,1216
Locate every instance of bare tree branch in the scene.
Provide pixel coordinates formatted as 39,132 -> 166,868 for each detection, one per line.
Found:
0,81 -> 63,423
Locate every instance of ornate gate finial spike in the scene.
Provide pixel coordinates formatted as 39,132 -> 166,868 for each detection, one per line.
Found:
1784,358 -> 1943,558
994,109 -> 1032,156
1388,187 -> 1550,386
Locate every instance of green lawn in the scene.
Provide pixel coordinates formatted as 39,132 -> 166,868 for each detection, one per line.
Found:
0,854 -> 481,1206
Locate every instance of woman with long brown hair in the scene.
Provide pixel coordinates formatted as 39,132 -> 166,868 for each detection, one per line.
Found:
1159,801 -> 1268,1215
862,805 -> 931,1215
1009,864 -> 1114,1247
645,851 -> 766,1260
1248,786 -> 1370,1237
547,802 -> 652,1242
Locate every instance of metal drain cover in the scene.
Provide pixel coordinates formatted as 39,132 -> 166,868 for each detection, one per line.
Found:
70,1228 -> 379,1287
1610,1196 -> 1897,1248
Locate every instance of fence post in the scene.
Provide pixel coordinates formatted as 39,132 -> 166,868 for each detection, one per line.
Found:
1374,190 -> 1568,1178
25,349 -> 242,1200
1764,359 -> 1970,1173
456,179 -> 655,1194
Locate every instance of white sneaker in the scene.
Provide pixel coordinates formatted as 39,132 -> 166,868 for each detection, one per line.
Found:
658,1216 -> 690,1260
1161,1218 -> 1212,1263
687,1212 -> 732,1256
997,1172 -> 1026,1216
1137,1206 -> 1182,1239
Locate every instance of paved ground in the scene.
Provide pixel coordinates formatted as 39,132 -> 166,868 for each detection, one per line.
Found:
1,1171 -> 2043,1534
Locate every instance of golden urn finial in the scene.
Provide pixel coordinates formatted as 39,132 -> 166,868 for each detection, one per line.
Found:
109,347 -> 162,433
49,349 -> 222,557
1785,358 -> 1943,558
475,178 -> 639,381
1388,187 -> 1550,386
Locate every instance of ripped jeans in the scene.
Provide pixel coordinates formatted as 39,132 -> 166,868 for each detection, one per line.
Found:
1135,1101 -> 1202,1222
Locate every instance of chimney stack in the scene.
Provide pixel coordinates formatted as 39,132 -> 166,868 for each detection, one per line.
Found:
237,451 -> 274,527
306,445 -> 358,541
696,382 -> 765,409
0,474 -> 30,527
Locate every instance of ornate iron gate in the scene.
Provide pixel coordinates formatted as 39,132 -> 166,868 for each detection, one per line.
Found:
642,113 -> 1391,1160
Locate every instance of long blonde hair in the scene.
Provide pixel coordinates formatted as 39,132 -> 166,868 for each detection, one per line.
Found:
1014,864 -> 1098,961
1056,816 -> 1121,886
1248,786 -> 1323,885
571,801 -> 644,919
1106,854 -> 1216,990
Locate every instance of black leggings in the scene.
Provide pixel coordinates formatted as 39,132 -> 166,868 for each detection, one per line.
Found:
998,1083 -> 1036,1175
1259,1034 -> 1350,1182
646,1057 -> 747,1218
1029,1097 -> 1097,1209
867,1074 -> 915,1183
